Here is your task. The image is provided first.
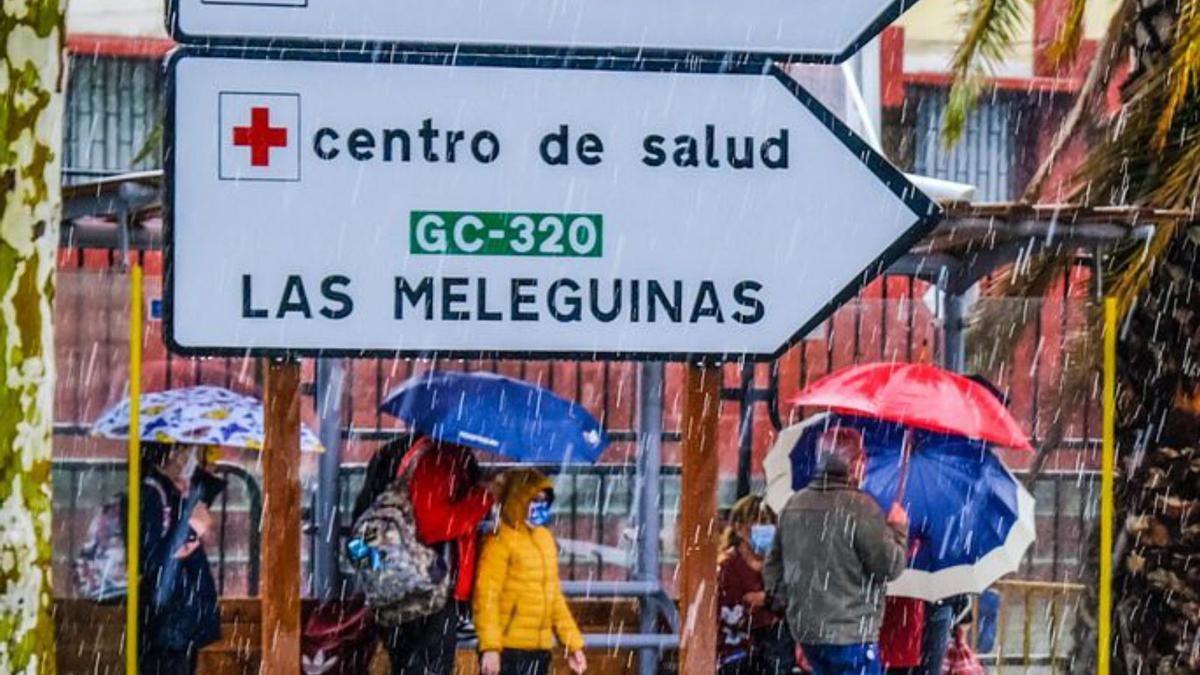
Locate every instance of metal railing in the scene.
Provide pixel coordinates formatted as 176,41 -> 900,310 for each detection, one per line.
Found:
54,458 -> 1096,592
322,462 -> 686,584
984,579 -> 1085,671
52,459 -> 1096,670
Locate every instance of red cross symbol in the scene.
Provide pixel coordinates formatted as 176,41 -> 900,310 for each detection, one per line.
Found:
232,107 -> 289,167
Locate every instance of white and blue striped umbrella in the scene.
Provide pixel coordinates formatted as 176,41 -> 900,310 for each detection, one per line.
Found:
765,412 -> 1035,601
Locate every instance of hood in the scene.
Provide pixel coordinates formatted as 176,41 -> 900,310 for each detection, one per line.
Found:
498,468 -> 554,528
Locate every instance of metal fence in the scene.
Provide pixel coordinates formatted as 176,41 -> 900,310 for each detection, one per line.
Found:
53,458 -> 1098,593
51,457 -> 1096,671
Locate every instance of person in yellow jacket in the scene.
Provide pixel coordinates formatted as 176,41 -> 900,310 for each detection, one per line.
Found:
474,468 -> 587,675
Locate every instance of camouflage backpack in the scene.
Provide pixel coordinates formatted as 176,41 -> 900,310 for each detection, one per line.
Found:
347,450 -> 450,626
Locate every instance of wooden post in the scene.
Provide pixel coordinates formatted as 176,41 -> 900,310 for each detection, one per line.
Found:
679,363 -> 721,675
262,359 -> 302,675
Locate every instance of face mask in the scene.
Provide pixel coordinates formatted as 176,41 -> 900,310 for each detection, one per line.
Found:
527,500 -> 552,527
749,524 -> 776,556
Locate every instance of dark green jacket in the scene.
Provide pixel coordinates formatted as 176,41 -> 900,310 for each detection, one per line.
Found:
763,475 -> 907,645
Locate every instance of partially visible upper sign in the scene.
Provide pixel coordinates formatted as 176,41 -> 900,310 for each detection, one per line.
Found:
168,0 -> 921,63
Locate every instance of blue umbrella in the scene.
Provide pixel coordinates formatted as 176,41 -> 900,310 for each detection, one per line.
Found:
379,371 -> 609,464
766,413 -> 1035,600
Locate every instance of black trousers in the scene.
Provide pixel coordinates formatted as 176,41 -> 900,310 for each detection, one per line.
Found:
500,649 -> 553,675
384,602 -> 460,675
140,649 -> 196,675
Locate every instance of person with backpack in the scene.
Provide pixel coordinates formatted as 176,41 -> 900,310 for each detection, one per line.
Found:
351,435 -> 497,675
139,442 -> 222,675
473,468 -> 586,675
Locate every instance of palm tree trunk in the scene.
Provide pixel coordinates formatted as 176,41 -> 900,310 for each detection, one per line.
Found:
1110,227 -> 1200,674
0,4 -> 66,674
1071,226 -> 1200,674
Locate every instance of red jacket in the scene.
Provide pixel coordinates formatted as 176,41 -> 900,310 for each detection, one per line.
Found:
880,596 -> 925,668
406,440 -> 495,602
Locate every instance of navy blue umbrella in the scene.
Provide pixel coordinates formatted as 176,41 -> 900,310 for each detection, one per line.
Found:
379,371 -> 609,464
767,413 -> 1035,600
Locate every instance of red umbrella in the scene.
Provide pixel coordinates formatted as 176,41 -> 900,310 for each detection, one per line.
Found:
791,363 -> 1033,451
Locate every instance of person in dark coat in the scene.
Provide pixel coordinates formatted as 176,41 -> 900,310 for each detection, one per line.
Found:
139,443 -> 221,675
354,435 -> 496,675
717,494 -> 796,675
764,427 -> 909,675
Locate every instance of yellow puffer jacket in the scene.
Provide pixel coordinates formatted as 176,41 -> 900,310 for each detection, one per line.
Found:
473,468 -> 584,654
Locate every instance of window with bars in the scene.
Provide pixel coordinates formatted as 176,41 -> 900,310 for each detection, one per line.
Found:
910,85 -> 1017,202
63,55 -> 163,184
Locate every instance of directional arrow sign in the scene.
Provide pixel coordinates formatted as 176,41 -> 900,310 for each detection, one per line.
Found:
168,0 -> 921,63
165,51 -> 939,361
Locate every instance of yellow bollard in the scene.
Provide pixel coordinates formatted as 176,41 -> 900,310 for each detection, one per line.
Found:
1099,297 -> 1117,675
126,265 -> 143,675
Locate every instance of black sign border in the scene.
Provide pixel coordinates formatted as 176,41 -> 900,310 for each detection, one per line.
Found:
166,0 -> 922,66
164,47 -> 941,363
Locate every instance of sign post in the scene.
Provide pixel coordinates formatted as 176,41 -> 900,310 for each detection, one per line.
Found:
679,365 -> 723,673
164,5 -> 935,672
262,360 -> 302,674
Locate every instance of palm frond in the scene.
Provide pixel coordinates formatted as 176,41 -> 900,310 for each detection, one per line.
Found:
1023,0 -> 1133,200
132,123 -> 162,167
1023,316 -> 1101,485
1043,0 -> 1090,68
1070,0 -> 1200,209
943,0 -> 1032,146
1152,0 -> 1200,149
965,249 -> 1076,376
964,251 -> 1098,486
1104,221 -> 1179,321
1151,126 -> 1200,209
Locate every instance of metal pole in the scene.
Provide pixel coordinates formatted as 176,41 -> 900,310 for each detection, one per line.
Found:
636,362 -> 664,675
943,293 -> 968,372
735,362 -> 755,498
313,358 -> 346,600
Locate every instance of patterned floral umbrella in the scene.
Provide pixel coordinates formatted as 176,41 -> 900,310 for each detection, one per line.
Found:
91,385 -> 324,452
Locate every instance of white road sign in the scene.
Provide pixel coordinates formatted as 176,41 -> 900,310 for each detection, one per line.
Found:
166,51 -> 938,360
168,0 -> 921,63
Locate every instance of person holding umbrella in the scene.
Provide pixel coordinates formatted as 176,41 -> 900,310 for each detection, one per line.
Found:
90,385 -> 325,674
765,363 -> 1036,674
139,442 -> 223,675
368,371 -> 609,674
765,426 -> 910,675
